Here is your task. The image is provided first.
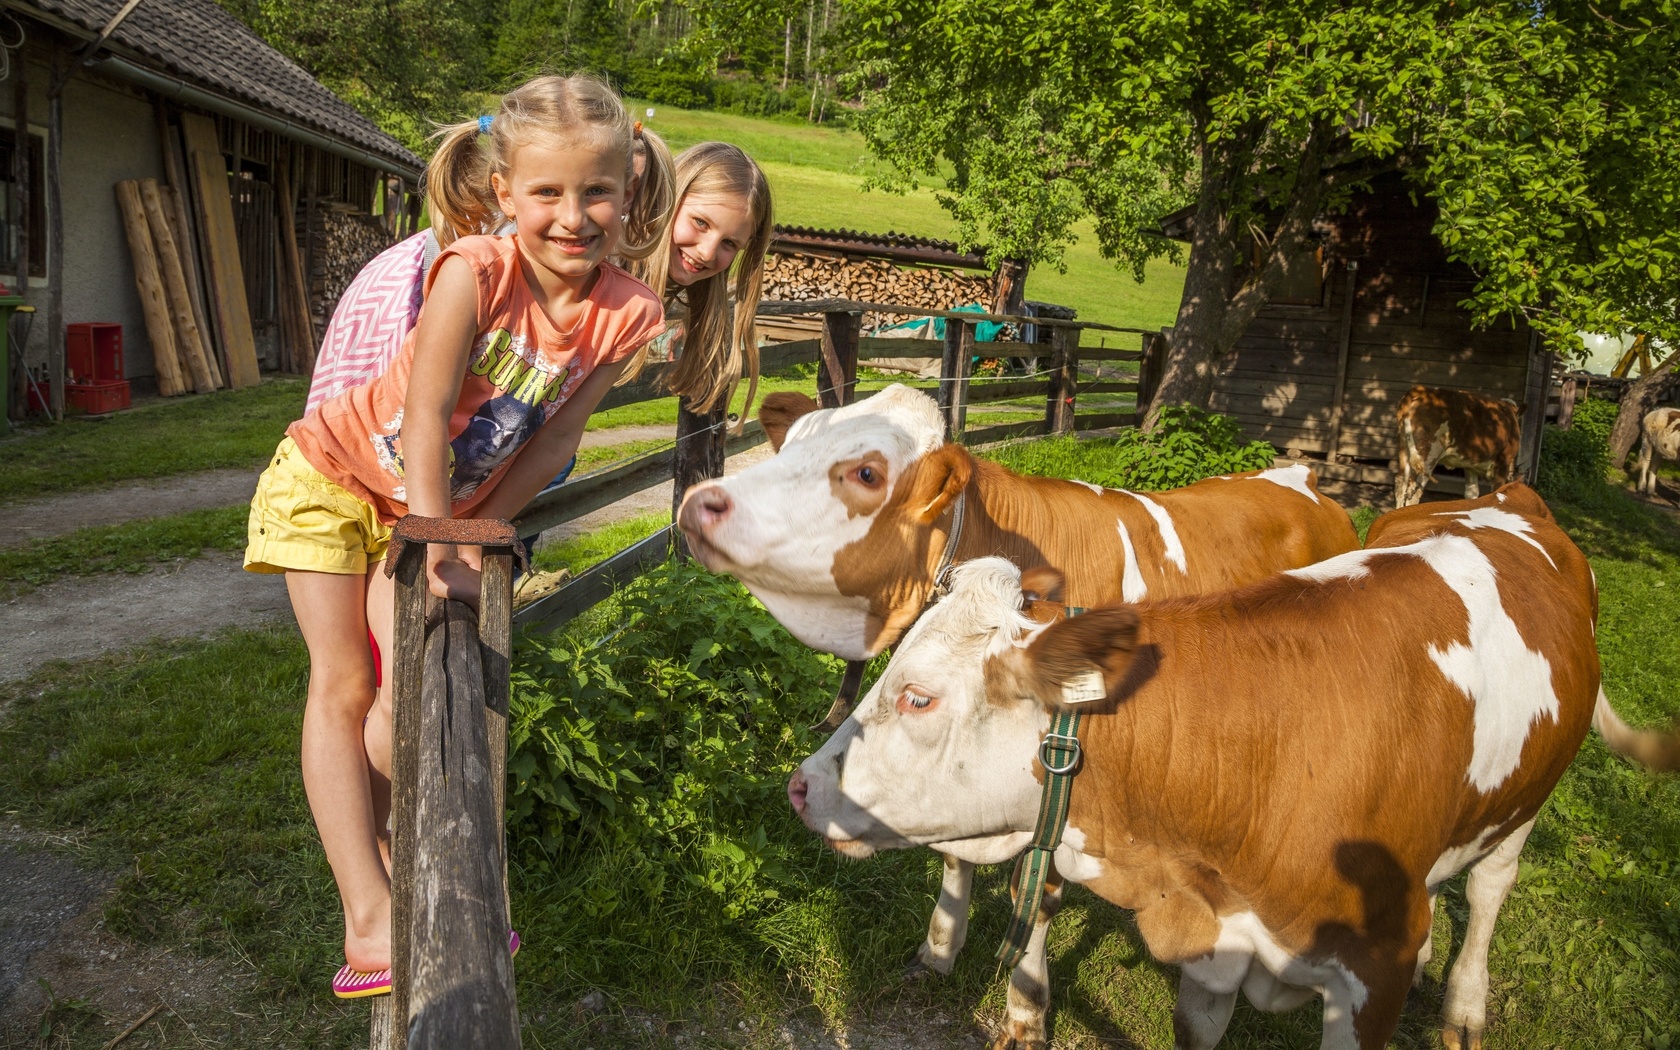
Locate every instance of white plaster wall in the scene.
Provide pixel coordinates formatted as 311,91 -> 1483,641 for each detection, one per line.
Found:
62,73 -> 165,384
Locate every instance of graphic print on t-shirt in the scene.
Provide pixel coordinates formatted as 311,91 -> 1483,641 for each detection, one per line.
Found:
368,327 -> 573,504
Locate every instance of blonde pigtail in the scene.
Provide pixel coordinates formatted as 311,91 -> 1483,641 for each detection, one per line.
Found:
424,119 -> 499,247
620,128 -> 676,262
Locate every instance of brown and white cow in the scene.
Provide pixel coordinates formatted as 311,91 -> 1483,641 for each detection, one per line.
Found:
1395,385 -> 1522,507
790,484 -> 1646,1050
1636,407 -> 1680,497
678,384 -> 1359,975
679,384 -> 1358,661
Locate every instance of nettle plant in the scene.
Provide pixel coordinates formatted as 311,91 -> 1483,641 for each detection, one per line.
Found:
986,406 -> 1276,491
507,558 -> 843,919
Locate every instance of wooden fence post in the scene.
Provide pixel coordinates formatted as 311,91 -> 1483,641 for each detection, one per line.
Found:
1324,261 -> 1360,463
816,309 -> 860,409
673,397 -> 728,556
939,318 -> 974,442
1044,325 -> 1079,434
376,517 -> 521,1050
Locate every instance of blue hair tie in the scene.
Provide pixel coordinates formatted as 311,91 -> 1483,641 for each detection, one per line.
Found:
478,115 -> 493,135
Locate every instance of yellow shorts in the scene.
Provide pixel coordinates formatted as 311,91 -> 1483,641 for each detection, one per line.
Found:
245,437 -> 392,575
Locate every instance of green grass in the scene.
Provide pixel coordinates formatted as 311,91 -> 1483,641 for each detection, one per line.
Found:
10,432 -> 1677,1046
532,512 -> 669,576
588,372 -> 817,430
0,505 -> 248,598
630,98 -> 1188,333
0,628 -> 365,1048
0,378 -> 305,501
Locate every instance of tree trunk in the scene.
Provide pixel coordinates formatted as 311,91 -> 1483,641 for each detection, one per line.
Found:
1609,346 -> 1679,467
782,19 -> 792,91
1141,120 -> 1337,431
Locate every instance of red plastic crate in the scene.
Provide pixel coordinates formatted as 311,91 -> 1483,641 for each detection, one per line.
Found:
66,379 -> 131,415
67,322 -> 124,383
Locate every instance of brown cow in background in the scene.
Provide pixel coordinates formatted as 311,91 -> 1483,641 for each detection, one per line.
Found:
1395,385 -> 1522,507
1636,407 -> 1680,496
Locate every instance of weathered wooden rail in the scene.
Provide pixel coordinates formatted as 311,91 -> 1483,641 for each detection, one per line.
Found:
512,298 -> 1156,635
371,516 -> 522,1050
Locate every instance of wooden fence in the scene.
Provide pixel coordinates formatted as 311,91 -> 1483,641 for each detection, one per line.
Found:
512,298 -> 1152,636
372,517 -> 522,1050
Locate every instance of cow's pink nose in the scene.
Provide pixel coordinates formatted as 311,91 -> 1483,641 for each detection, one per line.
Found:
787,770 -> 809,815
677,484 -> 732,534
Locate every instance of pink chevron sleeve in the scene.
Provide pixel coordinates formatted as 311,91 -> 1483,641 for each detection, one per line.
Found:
303,232 -> 430,416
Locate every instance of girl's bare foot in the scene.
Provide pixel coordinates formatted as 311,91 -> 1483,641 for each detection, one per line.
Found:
345,894 -> 392,973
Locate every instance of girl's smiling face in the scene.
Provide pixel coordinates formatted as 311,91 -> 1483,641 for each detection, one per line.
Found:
668,193 -> 756,287
493,137 -> 629,285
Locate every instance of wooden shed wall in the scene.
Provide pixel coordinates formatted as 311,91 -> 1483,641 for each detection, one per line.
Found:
1210,175 -> 1538,466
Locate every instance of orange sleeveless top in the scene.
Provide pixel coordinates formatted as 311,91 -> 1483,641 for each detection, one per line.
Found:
288,235 -> 664,523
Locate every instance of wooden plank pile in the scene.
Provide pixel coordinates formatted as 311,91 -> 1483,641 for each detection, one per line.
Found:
114,110 -> 321,395
761,251 -> 994,330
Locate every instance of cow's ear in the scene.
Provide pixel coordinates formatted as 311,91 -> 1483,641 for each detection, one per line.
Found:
759,391 -> 820,452
1020,566 -> 1065,605
903,443 -> 973,524
1019,606 -> 1139,711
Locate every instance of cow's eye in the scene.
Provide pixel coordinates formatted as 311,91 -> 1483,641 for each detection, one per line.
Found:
897,687 -> 938,714
854,464 -> 882,487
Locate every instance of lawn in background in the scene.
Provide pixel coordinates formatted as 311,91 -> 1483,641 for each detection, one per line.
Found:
634,98 -> 1187,334
0,376 -> 306,500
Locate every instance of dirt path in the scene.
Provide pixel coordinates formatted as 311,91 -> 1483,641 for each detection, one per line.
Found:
0,552 -> 293,684
0,470 -> 259,547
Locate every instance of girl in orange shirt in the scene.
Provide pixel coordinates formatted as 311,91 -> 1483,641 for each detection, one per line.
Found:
244,74 -> 669,996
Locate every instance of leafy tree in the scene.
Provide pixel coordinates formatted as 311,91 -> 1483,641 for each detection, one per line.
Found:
839,0 -> 1680,427
216,0 -> 498,152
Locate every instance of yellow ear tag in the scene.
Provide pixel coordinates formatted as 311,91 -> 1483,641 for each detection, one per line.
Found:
1061,670 -> 1107,705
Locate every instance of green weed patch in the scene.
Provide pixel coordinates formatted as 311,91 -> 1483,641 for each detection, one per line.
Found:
980,406 -> 1275,490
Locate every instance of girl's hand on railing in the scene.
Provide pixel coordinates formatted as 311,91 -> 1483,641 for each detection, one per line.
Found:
426,544 -> 483,608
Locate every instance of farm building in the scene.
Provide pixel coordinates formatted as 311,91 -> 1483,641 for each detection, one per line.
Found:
1151,170 -> 1551,505
1,0 -> 421,419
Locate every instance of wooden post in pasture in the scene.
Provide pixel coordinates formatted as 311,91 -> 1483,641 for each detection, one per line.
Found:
673,396 -> 729,555
376,516 -> 521,1050
939,317 -> 974,442
1044,325 -> 1079,435
816,308 -> 860,409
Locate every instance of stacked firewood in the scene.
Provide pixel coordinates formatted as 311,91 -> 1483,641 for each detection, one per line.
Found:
309,206 -> 397,331
761,252 -> 996,330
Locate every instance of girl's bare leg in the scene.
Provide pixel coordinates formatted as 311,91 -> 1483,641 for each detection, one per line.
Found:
364,562 -> 396,875
287,570 -> 390,974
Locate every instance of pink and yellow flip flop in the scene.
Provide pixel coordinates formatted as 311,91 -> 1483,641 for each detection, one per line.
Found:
332,964 -> 392,999
331,932 -> 517,999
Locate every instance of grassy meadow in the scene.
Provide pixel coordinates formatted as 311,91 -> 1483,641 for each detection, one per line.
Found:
7,418 -> 1680,1047
632,98 -> 1188,334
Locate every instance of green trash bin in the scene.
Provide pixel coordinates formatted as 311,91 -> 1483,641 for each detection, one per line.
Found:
0,296 -> 28,420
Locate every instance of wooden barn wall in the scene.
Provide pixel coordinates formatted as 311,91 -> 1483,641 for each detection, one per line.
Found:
1211,175 -> 1534,464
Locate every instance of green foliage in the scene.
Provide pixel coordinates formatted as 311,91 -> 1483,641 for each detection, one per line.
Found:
0,376 -> 305,501
507,557 -> 842,928
982,407 -> 1275,491
0,506 -> 247,599
1538,397 -> 1618,509
215,0 -> 493,153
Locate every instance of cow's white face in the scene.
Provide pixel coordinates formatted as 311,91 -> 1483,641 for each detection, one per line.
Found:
677,385 -> 954,658
788,559 -> 1060,857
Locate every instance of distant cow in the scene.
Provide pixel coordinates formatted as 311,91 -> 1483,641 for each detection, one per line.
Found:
790,485 -> 1658,1050
1636,407 -> 1680,496
1395,385 -> 1521,507
678,384 -> 1359,982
